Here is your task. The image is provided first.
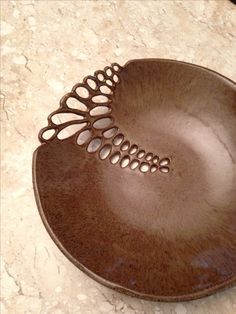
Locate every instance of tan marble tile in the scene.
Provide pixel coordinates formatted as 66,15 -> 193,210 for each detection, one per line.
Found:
1,0 -> 236,313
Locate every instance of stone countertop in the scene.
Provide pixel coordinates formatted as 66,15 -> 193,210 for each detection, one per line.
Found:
1,0 -> 236,313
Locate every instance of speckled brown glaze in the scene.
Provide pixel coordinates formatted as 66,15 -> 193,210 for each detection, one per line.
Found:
33,59 -> 236,302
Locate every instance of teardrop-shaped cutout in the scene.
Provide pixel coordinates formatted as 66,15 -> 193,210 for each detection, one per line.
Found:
66,97 -> 88,111
77,129 -> 92,145
87,137 -> 102,153
42,129 -> 55,140
140,162 -> 150,173
150,165 -> 158,173
99,144 -> 112,160
137,150 -> 145,158
57,123 -> 87,140
86,78 -> 97,90
90,106 -> 110,117
145,153 -> 153,161
159,166 -> 169,173
152,155 -> 159,164
100,85 -> 112,94
120,155 -> 130,168
51,113 -> 84,125
75,86 -> 90,98
159,158 -> 170,166
113,134 -> 124,146
110,152 -> 121,164
93,117 -> 112,129
130,159 -> 140,170
121,141 -> 130,151
103,127 -> 118,139
129,144 -> 138,155
92,95 -> 109,103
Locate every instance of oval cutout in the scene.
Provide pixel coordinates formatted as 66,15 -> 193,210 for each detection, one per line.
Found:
110,152 -> 121,164
113,74 -> 119,82
100,85 -> 112,94
92,95 -> 109,103
97,73 -> 105,81
160,166 -> 169,173
90,106 -> 110,117
77,129 -> 92,145
103,127 -> 118,139
137,150 -> 145,158
106,80 -> 113,86
106,68 -> 112,76
86,78 -> 97,90
112,64 -> 119,72
75,86 -> 90,98
42,129 -> 55,140
129,144 -> 138,155
93,117 -> 112,129
120,155 -> 130,168
113,134 -> 124,146
66,97 -> 88,111
145,153 -> 153,161
152,155 -> 159,164
150,165 -> 158,173
130,159 -> 140,170
140,162 -> 150,173
159,158 -> 170,166
87,137 -> 102,153
121,141 -> 130,151
51,113 -> 84,125
99,144 -> 112,160
57,123 -> 87,140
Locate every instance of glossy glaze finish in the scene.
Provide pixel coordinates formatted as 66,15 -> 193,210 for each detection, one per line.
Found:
33,59 -> 236,301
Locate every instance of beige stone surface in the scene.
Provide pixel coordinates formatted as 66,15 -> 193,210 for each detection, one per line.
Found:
1,0 -> 236,313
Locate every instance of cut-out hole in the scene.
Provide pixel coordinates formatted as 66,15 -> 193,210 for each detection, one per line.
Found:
66,97 -> 88,111
103,127 -> 118,139
140,162 -> 150,173
130,159 -> 139,170
112,64 -> 119,72
145,153 -> 153,161
87,137 -> 102,153
90,106 -> 110,117
121,141 -> 130,151
120,155 -> 130,168
137,150 -> 145,158
150,165 -> 158,173
106,79 -> 113,86
106,68 -> 112,76
97,73 -> 105,81
42,129 -> 55,140
113,74 -> 119,82
110,152 -> 121,164
113,134 -> 124,146
100,85 -> 112,94
152,156 -> 159,163
75,86 -> 90,98
159,166 -> 169,173
92,95 -> 109,103
51,113 -> 84,125
129,144 -> 138,155
77,129 -> 92,145
87,78 -> 97,90
93,117 -> 112,129
159,158 -> 170,166
99,144 -> 112,160
57,123 -> 87,140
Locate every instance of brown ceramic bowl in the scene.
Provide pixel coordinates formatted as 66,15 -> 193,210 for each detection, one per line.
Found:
33,59 -> 236,301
